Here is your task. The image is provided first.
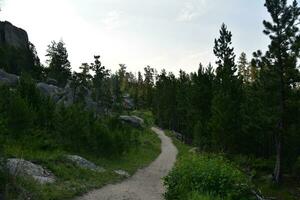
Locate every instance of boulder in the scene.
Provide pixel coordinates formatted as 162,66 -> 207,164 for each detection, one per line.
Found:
173,131 -> 184,141
119,115 -> 144,127
123,93 -> 135,110
84,89 -> 99,112
114,169 -> 130,177
36,82 -> 63,102
6,158 -> 55,184
0,69 -> 19,86
66,155 -> 105,172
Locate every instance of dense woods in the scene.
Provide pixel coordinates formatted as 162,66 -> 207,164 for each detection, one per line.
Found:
150,0 -> 300,186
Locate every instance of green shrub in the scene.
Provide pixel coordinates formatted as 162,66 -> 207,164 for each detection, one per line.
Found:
7,93 -> 34,136
131,110 -> 154,126
164,154 -> 254,200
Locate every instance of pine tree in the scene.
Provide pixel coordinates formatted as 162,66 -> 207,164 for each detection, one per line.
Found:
144,66 -> 155,108
191,63 -> 214,149
111,73 -> 122,113
263,0 -> 300,184
90,55 -> 111,110
210,24 -> 242,152
46,40 -> 71,86
70,63 -> 93,103
118,64 -> 127,92
238,52 -> 250,83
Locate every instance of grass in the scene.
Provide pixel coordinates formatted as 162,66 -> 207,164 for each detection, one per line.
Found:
254,177 -> 300,200
165,130 -> 300,200
164,131 -> 254,200
131,110 -> 155,127
164,130 -> 191,161
2,128 -> 161,200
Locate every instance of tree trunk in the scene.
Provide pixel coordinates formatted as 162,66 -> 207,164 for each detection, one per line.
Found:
273,61 -> 285,184
273,130 -> 282,184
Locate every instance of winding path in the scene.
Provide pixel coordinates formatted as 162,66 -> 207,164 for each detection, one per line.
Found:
75,127 -> 178,200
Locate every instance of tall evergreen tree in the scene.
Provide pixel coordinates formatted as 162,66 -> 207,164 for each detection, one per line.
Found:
46,40 -> 71,86
238,52 -> 250,83
210,24 -> 242,152
118,64 -> 127,92
90,55 -> 111,110
70,63 -> 92,103
191,64 -> 214,149
143,66 -> 155,108
263,0 -> 300,184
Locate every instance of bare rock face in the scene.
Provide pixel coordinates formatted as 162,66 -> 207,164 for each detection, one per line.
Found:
36,82 -> 63,101
0,21 -> 29,49
0,69 -> 19,86
7,158 -> 55,184
66,155 -> 106,172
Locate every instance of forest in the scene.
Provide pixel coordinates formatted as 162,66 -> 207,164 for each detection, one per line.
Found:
0,0 -> 300,199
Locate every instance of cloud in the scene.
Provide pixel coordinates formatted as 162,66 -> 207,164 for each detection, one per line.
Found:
176,0 -> 207,22
102,10 -> 125,30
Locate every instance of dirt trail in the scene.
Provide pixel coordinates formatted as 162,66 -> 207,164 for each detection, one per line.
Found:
75,127 -> 178,200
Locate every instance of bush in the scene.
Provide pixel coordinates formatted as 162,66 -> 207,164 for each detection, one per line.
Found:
7,92 -> 34,136
164,154 -> 254,200
131,110 -> 154,126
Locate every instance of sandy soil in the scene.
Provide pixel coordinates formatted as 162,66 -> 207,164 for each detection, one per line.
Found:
75,127 -> 178,200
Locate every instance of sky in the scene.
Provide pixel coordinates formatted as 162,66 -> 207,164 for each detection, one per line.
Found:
0,0 -> 277,73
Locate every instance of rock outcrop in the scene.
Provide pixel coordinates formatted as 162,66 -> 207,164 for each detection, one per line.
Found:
123,93 -> 135,110
119,115 -> 144,128
6,158 -> 55,184
55,81 -> 100,112
0,69 -> 19,86
0,21 -> 29,49
36,82 -> 63,102
66,155 -> 105,172
0,69 -> 100,112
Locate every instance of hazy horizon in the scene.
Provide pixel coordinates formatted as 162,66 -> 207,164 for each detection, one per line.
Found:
0,0 -> 274,74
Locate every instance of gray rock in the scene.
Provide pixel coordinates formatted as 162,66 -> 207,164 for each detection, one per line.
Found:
123,93 -> 135,109
119,115 -> 144,127
59,81 -> 74,107
0,69 -> 103,114
0,69 -> 19,86
36,82 -> 63,101
173,131 -> 184,141
114,170 -> 130,177
0,21 -> 29,49
6,158 -> 55,184
46,78 -> 58,86
66,155 -> 105,172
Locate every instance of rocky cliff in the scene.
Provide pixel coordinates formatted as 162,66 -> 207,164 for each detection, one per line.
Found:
0,21 -> 29,49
